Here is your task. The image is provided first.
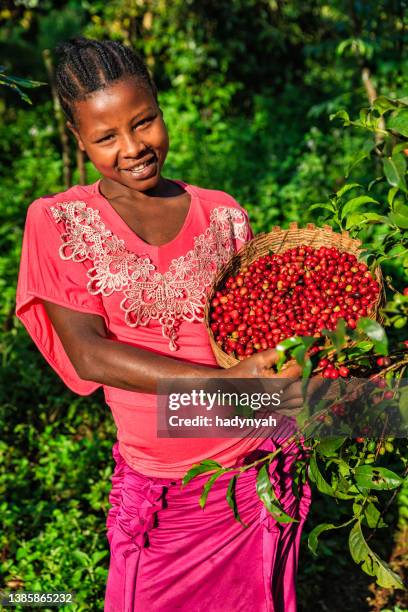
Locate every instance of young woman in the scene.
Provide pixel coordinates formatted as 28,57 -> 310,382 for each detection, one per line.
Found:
16,37 -> 312,611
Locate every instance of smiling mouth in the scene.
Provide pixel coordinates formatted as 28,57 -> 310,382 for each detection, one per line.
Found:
123,156 -> 157,176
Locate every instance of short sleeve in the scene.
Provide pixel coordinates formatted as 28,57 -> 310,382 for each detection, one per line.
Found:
15,199 -> 109,395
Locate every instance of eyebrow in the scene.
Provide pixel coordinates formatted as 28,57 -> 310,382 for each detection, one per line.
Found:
90,107 -> 157,139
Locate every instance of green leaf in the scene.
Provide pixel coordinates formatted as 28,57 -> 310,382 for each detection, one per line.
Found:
356,318 -> 388,355
317,437 -> 345,457
308,523 -> 337,555
309,454 -> 354,499
276,336 -> 301,370
354,466 -> 403,490
363,502 -> 387,528
199,470 -> 226,509
384,244 -> 406,258
0,73 -> 45,88
336,183 -> 361,198
309,202 -> 335,213
16,547 -> 28,561
373,96 -> 399,114
359,108 -> 370,124
383,155 -> 407,192
276,337 -> 301,352
72,550 -> 91,567
91,550 -> 109,564
256,464 -> 297,524
349,521 -> 404,588
291,337 -> 316,367
390,202 -> 408,229
182,459 -> 223,487
388,110 -> 408,137
346,139 -> 376,176
359,213 -> 384,223
0,77 -> 33,104
341,195 -> 379,221
354,340 -> 374,352
336,473 -> 353,494
345,212 -> 384,230
393,95 -> 408,106
368,177 -> 384,191
226,474 -> 246,527
322,319 -> 346,355
392,142 -> 408,156
394,315 -> 407,328
399,387 -> 408,425
301,357 -> 313,396
292,344 -> 308,366
330,110 -> 350,124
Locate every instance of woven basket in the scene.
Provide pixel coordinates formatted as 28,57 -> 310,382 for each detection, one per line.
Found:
204,223 -> 385,369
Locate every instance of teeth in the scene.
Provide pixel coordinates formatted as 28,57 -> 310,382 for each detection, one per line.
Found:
129,160 -> 150,174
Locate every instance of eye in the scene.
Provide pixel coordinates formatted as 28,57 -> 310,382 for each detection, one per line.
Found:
134,115 -> 157,129
96,134 -> 114,143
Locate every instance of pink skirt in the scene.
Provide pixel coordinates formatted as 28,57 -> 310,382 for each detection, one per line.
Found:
104,435 -> 312,612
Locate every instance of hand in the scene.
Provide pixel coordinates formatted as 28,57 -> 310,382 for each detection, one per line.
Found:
226,348 -> 302,381
226,349 -> 324,417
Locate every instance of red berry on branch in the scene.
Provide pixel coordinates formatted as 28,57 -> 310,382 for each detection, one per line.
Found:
338,366 -> 349,378
376,356 -> 391,367
371,376 -> 386,388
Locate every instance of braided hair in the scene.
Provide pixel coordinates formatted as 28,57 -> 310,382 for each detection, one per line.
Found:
55,37 -> 157,124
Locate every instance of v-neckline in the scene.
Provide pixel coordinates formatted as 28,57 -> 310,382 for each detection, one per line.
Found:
92,178 -> 196,249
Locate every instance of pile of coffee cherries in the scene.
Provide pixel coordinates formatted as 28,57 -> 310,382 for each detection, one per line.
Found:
209,244 -> 380,373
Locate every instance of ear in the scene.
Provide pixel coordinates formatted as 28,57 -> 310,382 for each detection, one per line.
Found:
66,121 -> 86,152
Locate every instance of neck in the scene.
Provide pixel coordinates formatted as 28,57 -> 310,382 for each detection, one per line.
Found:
99,176 -> 182,202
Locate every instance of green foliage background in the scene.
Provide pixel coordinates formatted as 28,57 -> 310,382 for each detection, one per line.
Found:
0,1 -> 407,610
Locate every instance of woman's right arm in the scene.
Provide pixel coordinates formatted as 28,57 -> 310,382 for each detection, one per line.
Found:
42,300 -> 303,395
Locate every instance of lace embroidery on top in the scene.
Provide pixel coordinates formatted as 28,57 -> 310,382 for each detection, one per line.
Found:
50,200 -> 249,351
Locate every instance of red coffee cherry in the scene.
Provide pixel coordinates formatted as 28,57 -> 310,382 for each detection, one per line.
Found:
376,357 -> 391,367
209,244 -> 379,360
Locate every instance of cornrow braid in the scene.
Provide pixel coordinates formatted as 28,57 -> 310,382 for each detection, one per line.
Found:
54,36 -> 157,124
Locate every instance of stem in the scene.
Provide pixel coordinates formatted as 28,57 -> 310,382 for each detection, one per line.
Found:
238,446 -> 284,473
42,49 -> 72,189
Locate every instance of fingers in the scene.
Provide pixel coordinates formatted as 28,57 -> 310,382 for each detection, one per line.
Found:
275,362 -> 302,379
255,350 -> 302,380
307,374 -> 326,394
256,348 -> 280,367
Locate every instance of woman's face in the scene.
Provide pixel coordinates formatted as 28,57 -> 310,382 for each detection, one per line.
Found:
68,77 -> 169,195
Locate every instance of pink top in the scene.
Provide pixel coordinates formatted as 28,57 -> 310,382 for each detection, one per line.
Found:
16,179 -> 267,477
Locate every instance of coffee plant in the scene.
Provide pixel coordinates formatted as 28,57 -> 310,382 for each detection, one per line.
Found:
185,95 -> 408,592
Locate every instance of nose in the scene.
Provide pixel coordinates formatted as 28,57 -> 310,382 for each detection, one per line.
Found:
121,131 -> 147,159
